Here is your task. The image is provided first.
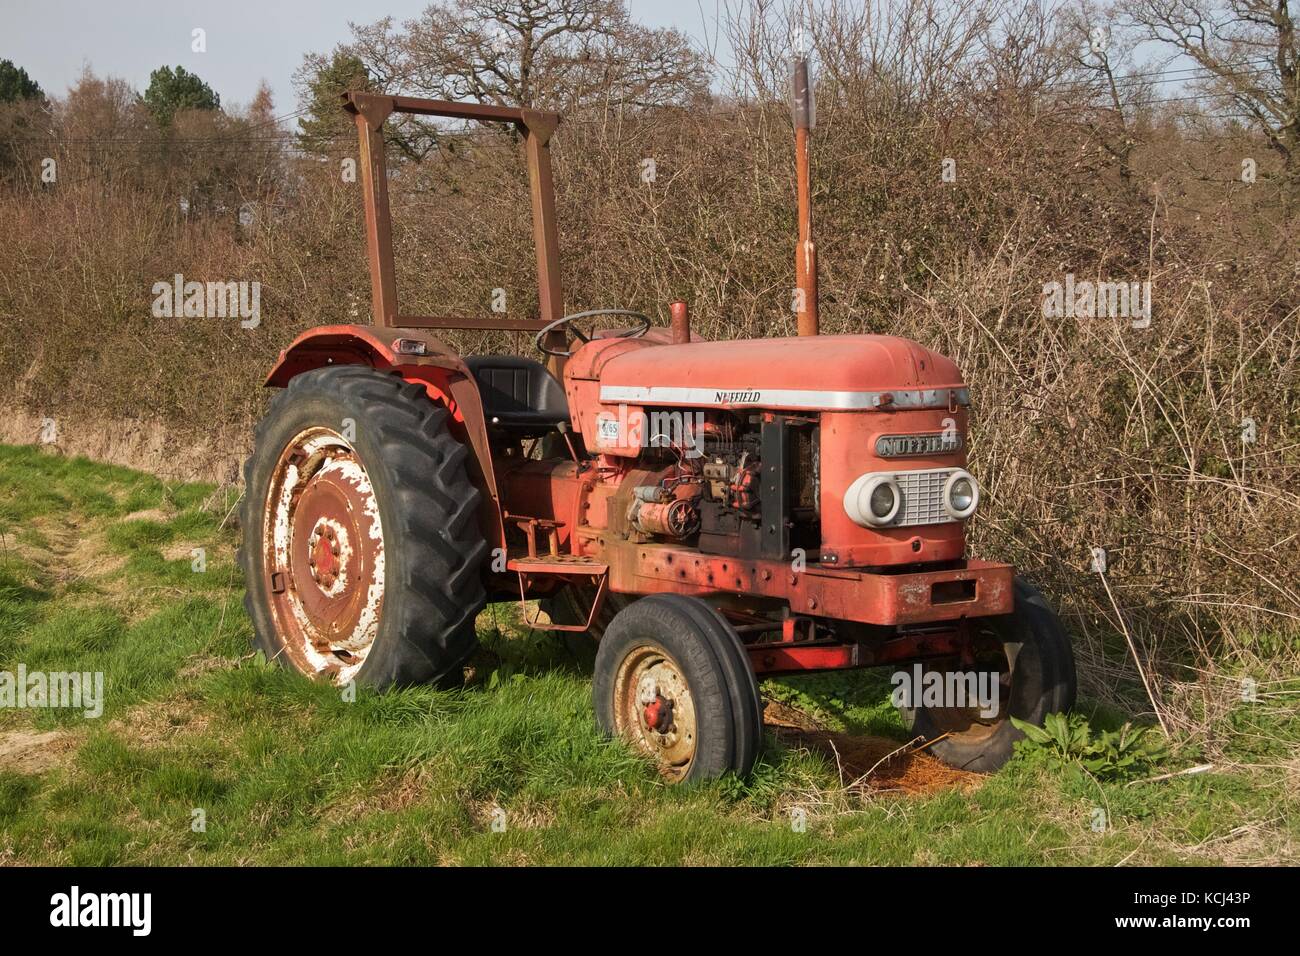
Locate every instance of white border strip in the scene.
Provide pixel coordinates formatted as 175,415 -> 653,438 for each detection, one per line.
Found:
599,385 -> 969,410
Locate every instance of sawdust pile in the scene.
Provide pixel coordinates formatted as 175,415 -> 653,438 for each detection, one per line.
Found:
763,700 -> 982,796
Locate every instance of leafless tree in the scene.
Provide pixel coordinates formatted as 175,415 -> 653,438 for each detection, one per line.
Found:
1121,0 -> 1299,174
1061,2 -> 1145,182
341,0 -> 709,111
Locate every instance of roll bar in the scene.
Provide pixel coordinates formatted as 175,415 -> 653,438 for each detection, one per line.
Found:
341,91 -> 565,350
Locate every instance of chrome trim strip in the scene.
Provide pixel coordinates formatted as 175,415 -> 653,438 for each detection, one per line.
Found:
598,385 -> 969,410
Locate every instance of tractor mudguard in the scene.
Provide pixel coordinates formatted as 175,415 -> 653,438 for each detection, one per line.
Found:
264,324 -> 506,552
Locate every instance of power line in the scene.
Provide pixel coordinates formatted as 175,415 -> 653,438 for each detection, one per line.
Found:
8,62 -> 1288,162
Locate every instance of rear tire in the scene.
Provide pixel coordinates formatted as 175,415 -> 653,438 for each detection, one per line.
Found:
593,595 -> 762,783
239,366 -> 488,689
540,584 -> 630,665
901,578 -> 1076,772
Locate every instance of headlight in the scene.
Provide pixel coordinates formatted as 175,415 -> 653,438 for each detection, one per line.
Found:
843,474 -> 901,527
943,470 -> 979,520
869,482 -> 896,519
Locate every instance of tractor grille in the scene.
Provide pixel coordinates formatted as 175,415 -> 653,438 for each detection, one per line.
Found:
890,468 -> 955,526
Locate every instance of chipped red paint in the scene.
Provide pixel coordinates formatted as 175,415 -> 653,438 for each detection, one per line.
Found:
748,629 -> 966,675
253,89 -> 1034,690
605,545 -> 1012,627
262,427 -> 385,684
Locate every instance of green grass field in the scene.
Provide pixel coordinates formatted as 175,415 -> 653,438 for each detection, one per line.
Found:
0,443 -> 1295,865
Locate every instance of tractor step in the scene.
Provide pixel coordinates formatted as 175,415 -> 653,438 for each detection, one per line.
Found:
507,555 -> 608,575
510,555 -> 609,632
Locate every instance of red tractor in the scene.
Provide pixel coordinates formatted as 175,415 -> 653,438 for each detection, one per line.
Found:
239,84 -> 1075,782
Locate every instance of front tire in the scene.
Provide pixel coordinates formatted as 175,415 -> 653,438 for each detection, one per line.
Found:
900,578 -> 1076,772
593,595 -> 762,783
239,366 -> 488,688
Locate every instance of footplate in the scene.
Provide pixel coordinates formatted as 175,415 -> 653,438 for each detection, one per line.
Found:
508,555 -> 609,632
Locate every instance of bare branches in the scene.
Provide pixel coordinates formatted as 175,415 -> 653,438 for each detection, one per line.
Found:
1121,0 -> 1299,171
334,0 -> 709,113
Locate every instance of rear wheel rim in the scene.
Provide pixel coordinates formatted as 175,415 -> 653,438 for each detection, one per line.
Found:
612,644 -> 698,781
261,427 -> 385,684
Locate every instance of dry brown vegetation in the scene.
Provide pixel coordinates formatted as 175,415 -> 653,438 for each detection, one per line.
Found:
0,0 -> 1296,738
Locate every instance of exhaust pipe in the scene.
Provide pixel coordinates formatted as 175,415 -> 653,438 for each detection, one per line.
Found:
670,300 -> 691,344
793,58 -> 818,337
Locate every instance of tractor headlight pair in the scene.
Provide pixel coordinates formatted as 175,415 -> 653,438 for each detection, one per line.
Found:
843,469 -> 979,528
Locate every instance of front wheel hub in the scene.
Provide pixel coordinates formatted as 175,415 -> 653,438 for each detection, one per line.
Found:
642,695 -> 674,734
613,646 -> 698,780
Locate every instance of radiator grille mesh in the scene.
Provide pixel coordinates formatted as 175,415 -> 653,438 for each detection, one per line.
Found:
890,469 -> 955,526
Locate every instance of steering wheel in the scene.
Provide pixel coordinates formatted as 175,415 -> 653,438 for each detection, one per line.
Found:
534,309 -> 652,357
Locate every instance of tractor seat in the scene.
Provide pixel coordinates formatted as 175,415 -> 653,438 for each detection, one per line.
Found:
463,355 -> 570,429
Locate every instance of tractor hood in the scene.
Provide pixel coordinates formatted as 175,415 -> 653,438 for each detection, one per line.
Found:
595,334 -> 968,412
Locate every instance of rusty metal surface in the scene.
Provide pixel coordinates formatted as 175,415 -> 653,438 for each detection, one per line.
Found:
794,126 -> 818,336
523,119 -> 568,373
341,91 -> 566,350
494,457 -> 589,554
612,644 -> 697,781
475,429 -> 1003,630
507,555 -> 607,575
514,565 -> 609,632
261,427 -> 385,684
669,300 -> 691,344
609,542 -> 1013,626
792,60 -> 818,337
257,88 -> 1018,689
263,324 -> 468,386
750,643 -> 858,674
351,108 -> 397,325
505,514 -> 563,558
262,324 -> 506,553
345,91 -> 556,127
747,629 -> 965,675
398,315 -> 550,332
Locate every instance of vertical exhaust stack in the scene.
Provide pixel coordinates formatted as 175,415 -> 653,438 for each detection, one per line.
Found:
792,58 -> 819,336
670,300 -> 691,344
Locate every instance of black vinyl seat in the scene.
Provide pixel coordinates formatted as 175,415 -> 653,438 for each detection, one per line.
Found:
463,355 -> 570,429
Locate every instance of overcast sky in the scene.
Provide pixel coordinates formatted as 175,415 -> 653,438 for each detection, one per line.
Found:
2,0 -> 726,113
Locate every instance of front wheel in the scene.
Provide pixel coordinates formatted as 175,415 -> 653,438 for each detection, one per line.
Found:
593,595 -> 763,783
899,578 -> 1076,772
238,366 -> 488,689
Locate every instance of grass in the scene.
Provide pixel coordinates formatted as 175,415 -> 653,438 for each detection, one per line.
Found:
0,442 -> 1296,865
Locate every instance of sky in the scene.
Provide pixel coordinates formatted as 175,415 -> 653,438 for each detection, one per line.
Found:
1,0 -> 727,114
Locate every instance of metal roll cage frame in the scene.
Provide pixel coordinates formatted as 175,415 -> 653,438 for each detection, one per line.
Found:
341,91 -> 568,361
